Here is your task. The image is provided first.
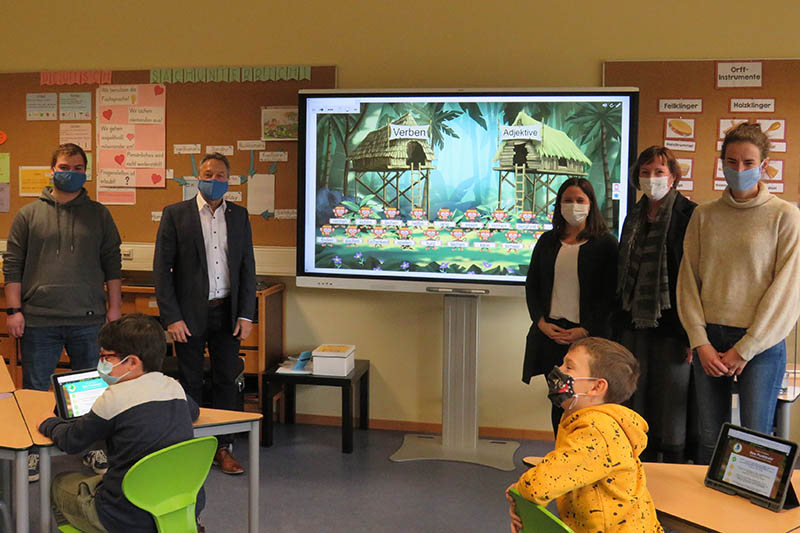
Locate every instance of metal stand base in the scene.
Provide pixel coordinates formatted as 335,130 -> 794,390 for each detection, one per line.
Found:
390,294 -> 519,471
390,433 -> 520,471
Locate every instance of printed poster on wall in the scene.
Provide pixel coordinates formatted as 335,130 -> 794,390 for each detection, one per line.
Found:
96,84 -> 166,191
261,106 -> 298,141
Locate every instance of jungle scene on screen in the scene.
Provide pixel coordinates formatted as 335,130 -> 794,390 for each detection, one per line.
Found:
311,99 -> 625,277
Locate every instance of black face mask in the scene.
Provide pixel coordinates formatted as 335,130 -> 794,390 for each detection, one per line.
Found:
545,366 -> 596,409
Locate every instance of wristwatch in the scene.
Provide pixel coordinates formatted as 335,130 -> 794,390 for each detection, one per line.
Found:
6,308 -> 21,315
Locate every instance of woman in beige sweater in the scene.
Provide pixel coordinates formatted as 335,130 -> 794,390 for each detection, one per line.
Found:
677,123 -> 800,464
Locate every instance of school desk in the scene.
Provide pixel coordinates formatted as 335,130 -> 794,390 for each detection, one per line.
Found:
13,388 -> 262,533
521,456 -> 800,533
643,461 -> 800,533
0,393 -> 33,533
193,407 -> 263,533
0,357 -> 14,393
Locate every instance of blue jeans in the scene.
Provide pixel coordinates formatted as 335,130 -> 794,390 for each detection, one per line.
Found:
21,325 -> 102,391
692,324 -> 785,464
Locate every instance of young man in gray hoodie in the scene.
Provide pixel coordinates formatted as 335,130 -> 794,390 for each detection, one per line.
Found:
3,143 -> 122,480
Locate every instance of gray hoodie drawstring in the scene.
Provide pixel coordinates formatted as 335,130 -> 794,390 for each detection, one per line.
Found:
70,211 -> 75,253
55,202 -> 61,256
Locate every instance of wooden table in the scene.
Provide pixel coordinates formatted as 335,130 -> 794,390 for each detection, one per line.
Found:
0,394 -> 33,533
14,389 -> 59,533
262,359 -> 369,453
643,462 -> 800,533
193,408 -> 262,533
13,389 -> 263,533
0,357 -> 14,393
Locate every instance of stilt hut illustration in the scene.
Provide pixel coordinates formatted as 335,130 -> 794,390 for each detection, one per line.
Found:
493,111 -> 591,215
346,113 -> 436,217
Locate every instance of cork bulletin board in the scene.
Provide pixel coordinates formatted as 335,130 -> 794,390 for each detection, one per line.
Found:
604,59 -> 798,204
0,66 -> 336,245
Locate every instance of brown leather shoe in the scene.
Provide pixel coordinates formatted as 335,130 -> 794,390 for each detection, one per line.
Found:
213,447 -> 244,475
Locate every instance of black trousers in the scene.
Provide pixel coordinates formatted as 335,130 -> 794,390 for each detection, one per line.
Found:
620,327 -> 693,463
176,301 -> 241,447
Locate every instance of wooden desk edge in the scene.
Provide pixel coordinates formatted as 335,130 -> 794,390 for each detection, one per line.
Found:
195,407 -> 263,427
13,393 -> 262,447
0,395 -> 33,449
14,389 -> 56,446
0,356 -> 15,393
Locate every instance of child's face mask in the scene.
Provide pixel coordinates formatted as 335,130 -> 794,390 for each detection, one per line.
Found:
97,356 -> 130,385
545,366 -> 598,410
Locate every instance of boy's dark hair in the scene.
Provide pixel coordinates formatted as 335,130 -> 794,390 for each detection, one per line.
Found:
721,122 -> 770,161
630,146 -> 683,190
98,314 -> 167,372
551,177 -> 609,241
50,143 -> 88,168
572,337 -> 639,404
200,151 -> 230,172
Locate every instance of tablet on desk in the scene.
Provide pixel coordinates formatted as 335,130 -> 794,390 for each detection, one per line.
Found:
51,369 -> 108,419
705,422 -> 799,512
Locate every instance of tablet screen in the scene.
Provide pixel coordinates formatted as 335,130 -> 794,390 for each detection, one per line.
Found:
52,370 -> 108,419
708,424 -> 796,502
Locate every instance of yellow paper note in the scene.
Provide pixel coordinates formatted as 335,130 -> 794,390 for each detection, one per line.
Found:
19,166 -> 51,197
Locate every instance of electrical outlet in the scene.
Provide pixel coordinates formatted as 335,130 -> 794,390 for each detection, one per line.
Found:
121,248 -> 134,261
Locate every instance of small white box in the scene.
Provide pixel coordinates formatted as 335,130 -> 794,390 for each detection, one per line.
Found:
312,353 -> 355,376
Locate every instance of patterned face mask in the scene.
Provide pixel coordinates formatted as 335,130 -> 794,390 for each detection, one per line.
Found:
545,366 -> 598,410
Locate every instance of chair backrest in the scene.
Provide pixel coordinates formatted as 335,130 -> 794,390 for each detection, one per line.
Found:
122,436 -> 217,533
508,488 -> 574,533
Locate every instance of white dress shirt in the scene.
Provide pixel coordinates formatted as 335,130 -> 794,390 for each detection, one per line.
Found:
196,193 -> 230,300
549,241 -> 583,324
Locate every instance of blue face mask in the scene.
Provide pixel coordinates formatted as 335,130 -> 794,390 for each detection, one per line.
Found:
197,179 -> 228,201
97,356 -> 129,385
52,170 -> 87,193
722,165 -> 762,192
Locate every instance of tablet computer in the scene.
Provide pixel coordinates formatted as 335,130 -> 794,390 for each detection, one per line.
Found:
705,422 -> 799,512
51,369 -> 109,419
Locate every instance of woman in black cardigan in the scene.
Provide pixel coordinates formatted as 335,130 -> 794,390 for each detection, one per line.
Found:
522,177 -> 618,436
616,146 -> 696,463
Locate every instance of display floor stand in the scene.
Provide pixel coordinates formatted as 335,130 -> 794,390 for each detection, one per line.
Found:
390,294 -> 519,471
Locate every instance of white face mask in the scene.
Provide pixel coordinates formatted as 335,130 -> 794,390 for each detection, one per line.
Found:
561,203 -> 590,226
639,176 -> 671,201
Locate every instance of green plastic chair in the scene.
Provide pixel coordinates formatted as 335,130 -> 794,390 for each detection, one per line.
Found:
122,436 -> 217,533
57,436 -> 217,533
508,487 -> 574,533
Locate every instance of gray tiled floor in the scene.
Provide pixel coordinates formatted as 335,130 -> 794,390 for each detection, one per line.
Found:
28,424 -> 554,532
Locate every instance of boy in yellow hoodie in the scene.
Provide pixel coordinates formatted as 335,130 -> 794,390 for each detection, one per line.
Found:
506,337 -> 663,533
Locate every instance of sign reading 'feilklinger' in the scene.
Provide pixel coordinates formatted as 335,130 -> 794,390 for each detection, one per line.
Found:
659,99 -> 703,113
389,124 -> 429,140
500,124 -> 542,141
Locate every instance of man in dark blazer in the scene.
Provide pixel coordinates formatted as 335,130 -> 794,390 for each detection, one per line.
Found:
154,152 -> 256,474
